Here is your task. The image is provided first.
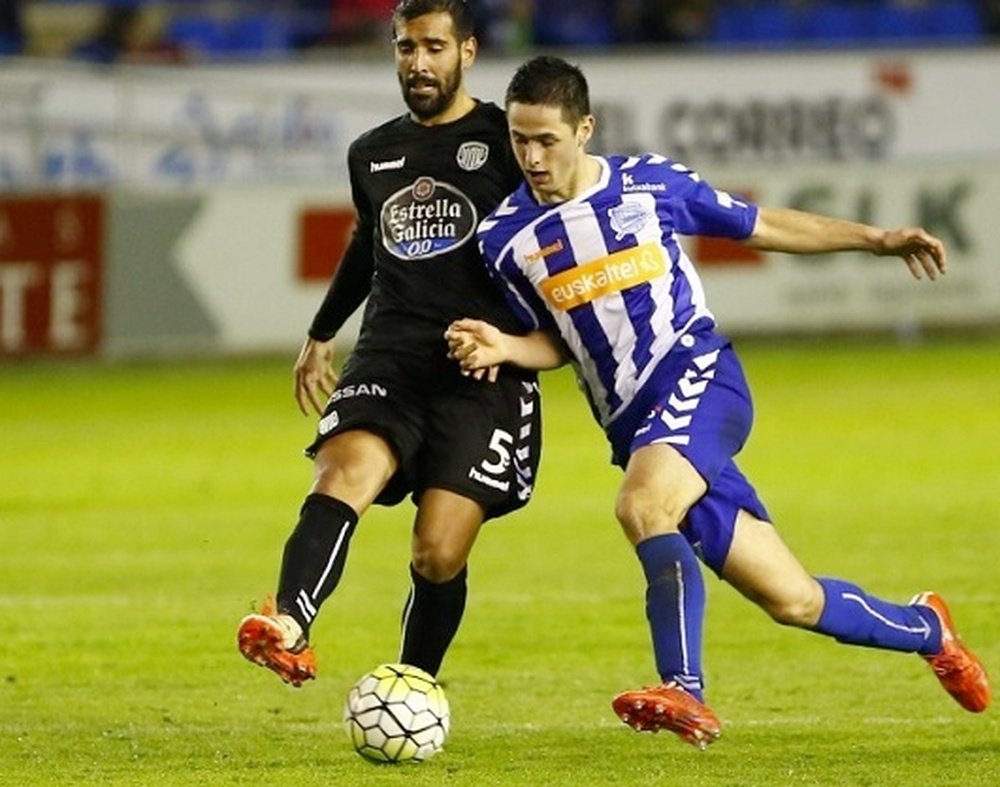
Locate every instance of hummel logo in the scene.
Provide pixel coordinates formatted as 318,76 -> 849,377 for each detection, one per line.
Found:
371,156 -> 406,173
524,238 -> 564,264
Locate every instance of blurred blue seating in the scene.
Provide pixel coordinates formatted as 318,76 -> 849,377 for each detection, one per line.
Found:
165,16 -> 228,58
0,36 -> 22,56
228,13 -> 292,54
710,0 -> 988,50
800,3 -> 870,45
533,0 -> 615,47
712,2 -> 798,46
871,2 -> 929,42
165,13 -> 294,59
926,1 -> 985,41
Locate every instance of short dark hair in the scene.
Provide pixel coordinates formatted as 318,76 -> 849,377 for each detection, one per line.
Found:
392,0 -> 475,41
505,56 -> 591,127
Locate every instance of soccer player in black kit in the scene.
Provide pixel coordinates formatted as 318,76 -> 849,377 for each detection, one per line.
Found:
236,0 -> 540,686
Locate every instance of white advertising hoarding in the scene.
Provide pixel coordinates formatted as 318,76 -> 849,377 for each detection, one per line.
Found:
157,162 -> 997,354
2,49 -> 1000,191
1,50 -> 997,354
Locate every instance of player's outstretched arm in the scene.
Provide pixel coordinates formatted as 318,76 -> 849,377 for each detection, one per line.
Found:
293,336 -> 338,416
446,319 -> 569,373
746,207 -> 947,280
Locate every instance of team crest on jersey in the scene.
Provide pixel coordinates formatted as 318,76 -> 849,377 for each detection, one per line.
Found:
380,177 -> 477,260
456,141 -> 489,171
609,201 -> 652,240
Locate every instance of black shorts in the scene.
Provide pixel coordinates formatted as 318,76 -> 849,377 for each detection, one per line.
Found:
305,355 -> 542,520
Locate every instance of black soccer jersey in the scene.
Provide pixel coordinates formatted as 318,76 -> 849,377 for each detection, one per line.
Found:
309,101 -> 525,366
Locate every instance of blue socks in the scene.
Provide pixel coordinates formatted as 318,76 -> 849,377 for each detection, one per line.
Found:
634,542 -> 943,703
636,533 -> 707,700
815,578 -> 941,655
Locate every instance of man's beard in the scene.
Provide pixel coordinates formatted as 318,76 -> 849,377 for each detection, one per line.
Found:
400,66 -> 461,120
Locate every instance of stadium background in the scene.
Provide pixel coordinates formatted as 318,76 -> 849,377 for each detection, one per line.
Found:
1,3 -> 998,785
3,1 -> 1000,356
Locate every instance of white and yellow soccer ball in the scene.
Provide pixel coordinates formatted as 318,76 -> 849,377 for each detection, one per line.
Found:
344,663 -> 450,763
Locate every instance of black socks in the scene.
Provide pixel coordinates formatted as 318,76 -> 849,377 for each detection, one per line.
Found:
275,493 -> 469,676
399,563 -> 468,677
276,493 -> 359,637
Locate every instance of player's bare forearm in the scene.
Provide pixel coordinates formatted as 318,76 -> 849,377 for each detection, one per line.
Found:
293,336 -> 337,416
505,330 -> 569,370
746,207 -> 947,280
446,319 -> 568,372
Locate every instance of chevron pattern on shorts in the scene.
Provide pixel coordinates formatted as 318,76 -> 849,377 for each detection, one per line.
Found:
658,350 -> 720,446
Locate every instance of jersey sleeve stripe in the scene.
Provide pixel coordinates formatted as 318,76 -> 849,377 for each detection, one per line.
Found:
495,249 -> 550,331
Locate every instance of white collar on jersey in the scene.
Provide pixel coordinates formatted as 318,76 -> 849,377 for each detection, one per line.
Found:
576,155 -> 611,202
528,154 -> 610,207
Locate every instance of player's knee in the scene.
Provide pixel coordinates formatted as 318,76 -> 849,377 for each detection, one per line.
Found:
314,434 -> 395,486
313,452 -> 392,504
765,586 -> 824,628
614,488 -> 684,544
411,542 -> 466,583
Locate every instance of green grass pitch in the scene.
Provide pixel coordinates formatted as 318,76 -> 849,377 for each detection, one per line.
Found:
1,336 -> 998,786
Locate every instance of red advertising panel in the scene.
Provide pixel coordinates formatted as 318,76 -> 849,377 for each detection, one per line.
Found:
0,195 -> 104,356
297,207 -> 356,282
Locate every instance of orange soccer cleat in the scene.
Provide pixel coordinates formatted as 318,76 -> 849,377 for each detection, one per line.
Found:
612,681 -> 722,749
237,597 -> 317,687
911,591 -> 990,712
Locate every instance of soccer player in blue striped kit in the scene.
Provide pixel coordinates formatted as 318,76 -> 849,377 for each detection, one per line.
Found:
446,55 -> 990,748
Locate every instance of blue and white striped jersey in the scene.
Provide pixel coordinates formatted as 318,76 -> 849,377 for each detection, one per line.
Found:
478,154 -> 758,427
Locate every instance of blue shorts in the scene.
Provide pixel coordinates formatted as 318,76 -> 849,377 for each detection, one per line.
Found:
607,330 -> 770,575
